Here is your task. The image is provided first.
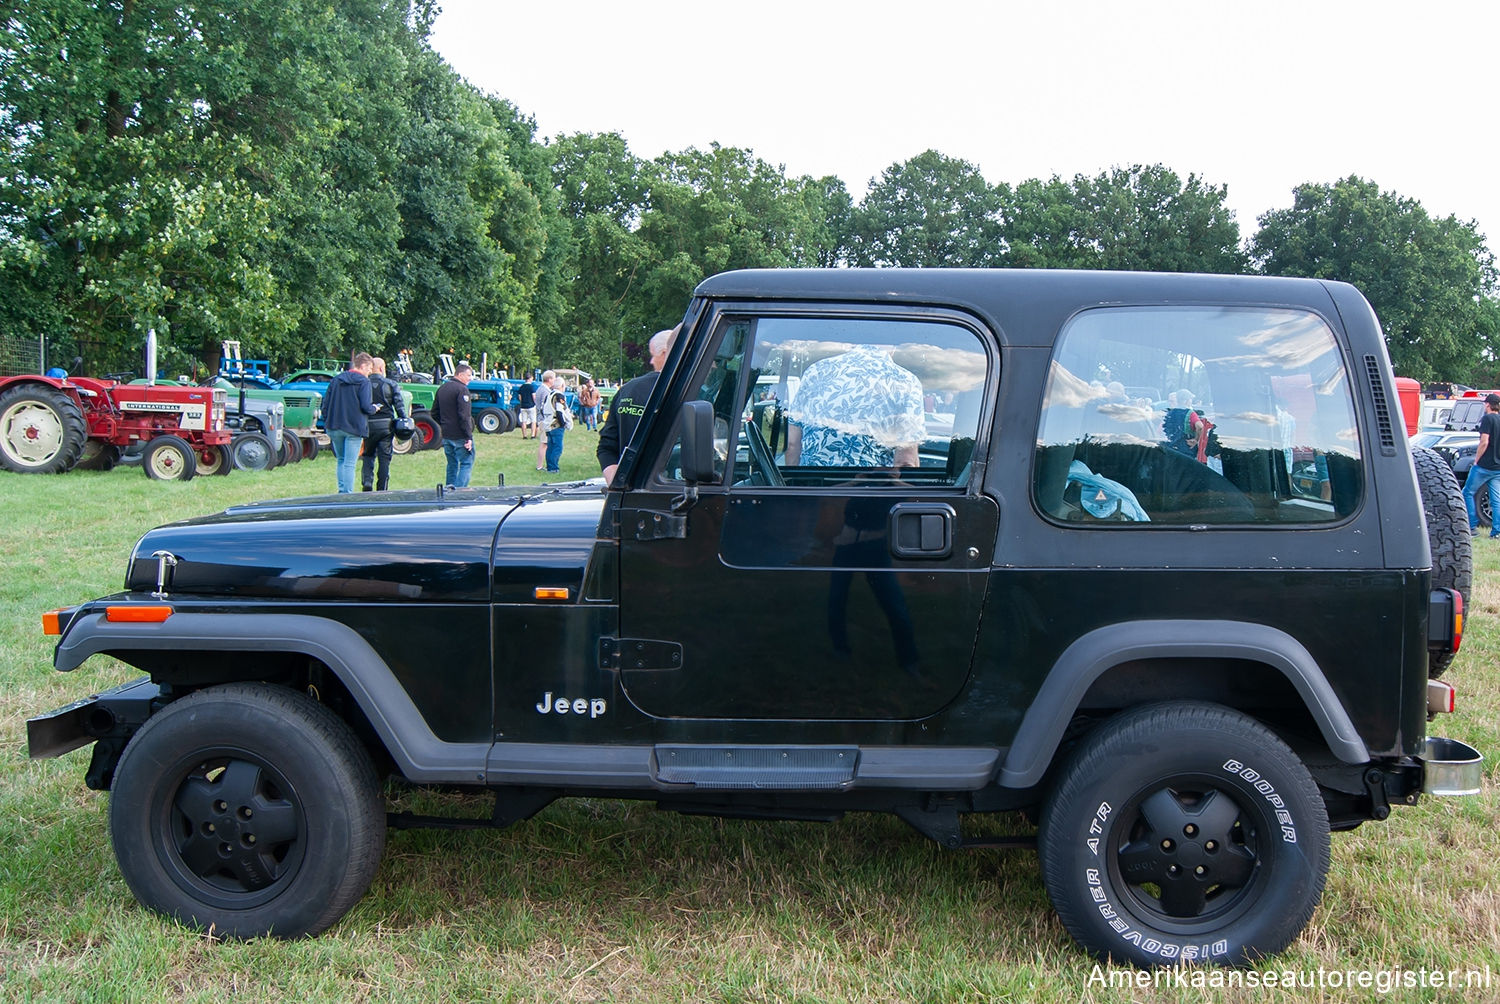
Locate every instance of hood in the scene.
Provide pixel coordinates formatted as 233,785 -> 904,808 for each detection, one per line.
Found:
125,483 -> 607,603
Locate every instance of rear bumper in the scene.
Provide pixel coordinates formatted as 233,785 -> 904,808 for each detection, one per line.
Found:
1421,736 -> 1484,796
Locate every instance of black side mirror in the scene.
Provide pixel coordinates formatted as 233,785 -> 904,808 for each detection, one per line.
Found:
679,399 -> 716,485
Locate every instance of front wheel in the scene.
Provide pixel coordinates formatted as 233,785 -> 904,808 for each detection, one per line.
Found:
108,684 -> 385,938
231,432 -> 276,471
476,408 -> 503,435
413,414 -> 439,450
142,435 -> 198,481
279,430 -> 302,465
1038,702 -> 1329,968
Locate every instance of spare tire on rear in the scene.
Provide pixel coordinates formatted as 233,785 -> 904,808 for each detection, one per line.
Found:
1412,445 -> 1471,678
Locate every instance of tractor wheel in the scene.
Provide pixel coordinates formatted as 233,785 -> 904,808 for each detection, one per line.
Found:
231,432 -> 277,472
0,384 -> 89,473
476,408 -> 504,435
197,444 -> 233,476
74,441 -> 122,472
279,430 -> 302,465
414,414 -> 439,451
142,435 -> 199,481
300,436 -> 320,462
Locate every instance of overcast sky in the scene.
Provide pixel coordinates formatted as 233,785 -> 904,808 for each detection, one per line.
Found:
429,0 -> 1498,249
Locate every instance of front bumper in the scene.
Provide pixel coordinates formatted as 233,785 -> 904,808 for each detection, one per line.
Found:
27,676 -> 160,760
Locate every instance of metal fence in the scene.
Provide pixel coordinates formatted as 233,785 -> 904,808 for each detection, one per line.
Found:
0,334 -> 45,377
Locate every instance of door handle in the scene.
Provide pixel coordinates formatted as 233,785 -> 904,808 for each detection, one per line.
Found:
889,503 -> 954,558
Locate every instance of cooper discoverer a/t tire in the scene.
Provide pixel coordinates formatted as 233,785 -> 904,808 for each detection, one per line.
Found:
108,683 -> 385,938
1038,702 -> 1329,968
1412,446 -> 1471,677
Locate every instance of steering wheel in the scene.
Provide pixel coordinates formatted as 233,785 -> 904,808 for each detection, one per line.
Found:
743,417 -> 785,487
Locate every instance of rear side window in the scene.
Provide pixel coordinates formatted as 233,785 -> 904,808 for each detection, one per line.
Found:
1034,306 -> 1361,525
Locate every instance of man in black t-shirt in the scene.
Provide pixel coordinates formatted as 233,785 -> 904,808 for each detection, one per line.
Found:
597,326 -> 678,484
516,376 -> 538,439
1463,393 -> 1500,538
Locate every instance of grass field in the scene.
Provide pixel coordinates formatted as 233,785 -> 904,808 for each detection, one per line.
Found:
1,431 -> 1498,1002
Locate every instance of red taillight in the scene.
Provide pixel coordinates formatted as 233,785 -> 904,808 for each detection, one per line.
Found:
104,605 -> 173,623
1451,591 -> 1464,653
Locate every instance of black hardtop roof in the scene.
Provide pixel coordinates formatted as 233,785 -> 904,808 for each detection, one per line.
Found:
693,268 -> 1352,347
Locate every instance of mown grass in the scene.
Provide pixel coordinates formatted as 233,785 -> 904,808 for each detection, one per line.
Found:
1,433 -> 1498,1002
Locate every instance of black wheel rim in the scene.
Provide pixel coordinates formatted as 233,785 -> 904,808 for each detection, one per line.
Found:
155,752 -> 308,909
1109,774 -> 1264,933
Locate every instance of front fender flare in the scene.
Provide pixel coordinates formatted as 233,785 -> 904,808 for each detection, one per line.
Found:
996,619 -> 1369,788
54,611 -> 489,784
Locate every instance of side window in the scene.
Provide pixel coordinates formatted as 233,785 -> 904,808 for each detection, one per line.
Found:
662,315 -> 988,488
1033,307 -> 1361,525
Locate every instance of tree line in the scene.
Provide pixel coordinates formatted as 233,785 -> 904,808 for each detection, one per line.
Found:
3,1 -> 1497,385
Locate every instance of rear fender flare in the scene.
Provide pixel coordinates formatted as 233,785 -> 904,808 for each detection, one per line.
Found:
996,619 -> 1368,788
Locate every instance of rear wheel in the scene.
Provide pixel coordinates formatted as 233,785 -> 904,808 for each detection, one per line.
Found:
197,444 -> 233,476
1413,446 -> 1472,677
299,436 -> 320,462
108,683 -> 385,938
0,384 -> 88,473
1039,702 -> 1329,968
142,435 -> 198,481
230,432 -> 276,471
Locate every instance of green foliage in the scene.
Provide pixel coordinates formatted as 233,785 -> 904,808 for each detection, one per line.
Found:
1,0 -> 297,373
851,150 -> 1004,267
5,3 -> 1494,387
1253,176 -> 1499,382
1002,165 -> 1248,273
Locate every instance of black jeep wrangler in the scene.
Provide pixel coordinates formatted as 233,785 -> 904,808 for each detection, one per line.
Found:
29,269 -> 1483,967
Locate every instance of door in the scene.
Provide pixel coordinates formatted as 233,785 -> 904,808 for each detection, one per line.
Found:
618,308 -> 999,721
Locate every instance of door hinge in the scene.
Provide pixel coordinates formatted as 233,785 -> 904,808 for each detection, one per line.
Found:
617,508 -> 687,541
601,637 -> 684,672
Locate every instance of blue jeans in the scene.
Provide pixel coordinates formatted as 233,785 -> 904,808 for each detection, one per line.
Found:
545,428 -> 564,472
443,439 -> 474,487
329,430 -> 361,493
1463,464 -> 1500,535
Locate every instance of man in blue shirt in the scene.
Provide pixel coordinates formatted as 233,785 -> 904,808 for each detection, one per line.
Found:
1464,393 -> 1500,538
324,353 -> 377,494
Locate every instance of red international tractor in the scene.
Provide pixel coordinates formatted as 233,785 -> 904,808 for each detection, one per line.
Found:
0,373 -> 233,480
